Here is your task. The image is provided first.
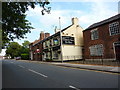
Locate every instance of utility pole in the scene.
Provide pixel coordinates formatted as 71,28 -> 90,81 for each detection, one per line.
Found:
59,17 -> 63,63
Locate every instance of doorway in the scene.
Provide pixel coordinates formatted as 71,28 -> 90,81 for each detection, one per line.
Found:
114,42 -> 120,61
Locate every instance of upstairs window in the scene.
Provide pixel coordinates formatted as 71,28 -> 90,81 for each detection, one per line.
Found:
53,38 -> 59,45
109,22 -> 120,36
91,29 -> 99,40
43,42 -> 46,48
46,41 -> 49,47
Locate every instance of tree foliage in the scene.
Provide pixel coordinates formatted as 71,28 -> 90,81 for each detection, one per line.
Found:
6,40 -> 30,59
20,40 -> 30,60
2,1 -> 51,45
6,42 -> 21,59
22,40 -> 30,48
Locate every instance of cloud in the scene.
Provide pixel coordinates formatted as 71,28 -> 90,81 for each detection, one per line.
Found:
26,6 -> 84,34
26,1 -> 118,31
82,0 -> 119,2
3,0 -> 119,2
50,0 -> 119,2
14,28 -> 44,45
20,1 -> 118,45
78,2 -> 118,28
37,10 -> 83,27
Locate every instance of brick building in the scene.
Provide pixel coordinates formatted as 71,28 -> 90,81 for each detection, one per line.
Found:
29,32 -> 50,61
83,14 -> 120,61
30,17 -> 84,61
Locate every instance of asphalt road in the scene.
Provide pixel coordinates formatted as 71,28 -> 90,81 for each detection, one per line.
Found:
2,60 -> 119,89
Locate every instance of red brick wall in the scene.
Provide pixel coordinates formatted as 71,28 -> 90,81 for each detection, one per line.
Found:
83,20 -> 120,60
39,43 -> 43,61
32,43 -> 43,61
40,32 -> 45,40
45,33 -> 50,38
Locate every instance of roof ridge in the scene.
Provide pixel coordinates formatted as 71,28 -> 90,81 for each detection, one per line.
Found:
85,14 -> 120,31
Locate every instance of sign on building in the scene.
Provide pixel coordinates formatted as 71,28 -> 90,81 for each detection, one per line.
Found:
53,39 -> 59,45
62,36 -> 75,45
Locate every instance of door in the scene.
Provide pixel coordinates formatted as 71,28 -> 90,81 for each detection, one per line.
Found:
114,42 -> 120,61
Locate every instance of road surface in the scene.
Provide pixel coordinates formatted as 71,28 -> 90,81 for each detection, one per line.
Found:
2,60 -> 119,89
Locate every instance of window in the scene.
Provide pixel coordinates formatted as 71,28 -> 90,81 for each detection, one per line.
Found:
43,42 -> 46,48
50,40 -> 52,46
46,41 -> 49,47
53,38 -> 59,45
89,44 -> 103,56
46,53 -> 48,57
53,51 -> 58,59
91,29 -> 99,40
109,22 -> 120,36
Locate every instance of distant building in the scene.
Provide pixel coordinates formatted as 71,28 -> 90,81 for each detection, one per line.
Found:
83,14 -> 120,61
30,17 -> 84,61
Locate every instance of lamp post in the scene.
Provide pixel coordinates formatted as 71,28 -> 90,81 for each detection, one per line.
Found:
59,17 -> 63,63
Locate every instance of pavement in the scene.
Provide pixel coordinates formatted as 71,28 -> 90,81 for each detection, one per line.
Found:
21,60 -> 120,73
50,62 -> 120,73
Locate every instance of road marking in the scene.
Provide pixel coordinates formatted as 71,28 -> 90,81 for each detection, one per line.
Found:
18,65 -> 25,68
69,85 -> 80,90
28,69 -> 48,78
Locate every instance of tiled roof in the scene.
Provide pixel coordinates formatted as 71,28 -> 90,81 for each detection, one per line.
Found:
43,25 -> 72,41
31,39 -> 41,46
84,14 -> 120,31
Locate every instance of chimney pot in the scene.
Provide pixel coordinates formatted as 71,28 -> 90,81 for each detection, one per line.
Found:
72,17 -> 79,25
45,33 -> 50,38
40,31 -> 45,40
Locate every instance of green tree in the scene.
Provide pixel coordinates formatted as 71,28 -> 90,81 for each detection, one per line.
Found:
6,41 -> 30,60
20,40 -> 30,60
1,0 -> 51,46
22,40 -> 30,48
6,42 -> 22,59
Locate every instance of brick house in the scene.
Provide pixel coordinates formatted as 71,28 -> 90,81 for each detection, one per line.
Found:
29,32 -> 50,61
29,40 -> 41,61
83,14 -> 120,61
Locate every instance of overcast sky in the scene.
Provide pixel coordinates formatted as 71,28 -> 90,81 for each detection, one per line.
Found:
14,0 -> 119,45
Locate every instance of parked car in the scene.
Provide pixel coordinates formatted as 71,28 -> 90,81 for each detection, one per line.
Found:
16,57 -> 21,60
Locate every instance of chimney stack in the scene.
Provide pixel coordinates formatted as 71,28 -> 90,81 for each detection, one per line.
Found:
40,31 -> 45,40
72,17 -> 79,25
45,33 -> 50,38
